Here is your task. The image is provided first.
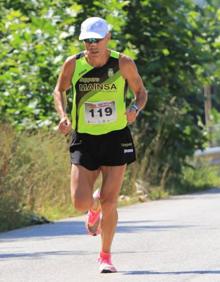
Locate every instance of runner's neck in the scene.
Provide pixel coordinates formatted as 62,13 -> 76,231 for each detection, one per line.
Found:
85,49 -> 110,68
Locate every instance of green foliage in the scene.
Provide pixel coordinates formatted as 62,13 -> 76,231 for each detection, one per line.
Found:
148,186 -> 169,200
0,124 -> 26,231
165,161 -> 220,195
0,0 -> 81,129
208,109 -> 220,146
184,163 -> 220,189
0,123 -> 77,231
120,0 -> 220,186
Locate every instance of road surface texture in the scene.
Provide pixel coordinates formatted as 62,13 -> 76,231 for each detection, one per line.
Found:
0,188 -> 220,282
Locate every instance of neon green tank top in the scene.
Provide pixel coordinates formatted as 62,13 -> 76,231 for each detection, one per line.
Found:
71,50 -> 128,135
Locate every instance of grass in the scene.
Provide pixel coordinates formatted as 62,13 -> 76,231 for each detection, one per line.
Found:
165,160 -> 220,196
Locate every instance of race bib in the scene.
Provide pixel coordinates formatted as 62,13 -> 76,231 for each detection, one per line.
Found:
85,101 -> 116,124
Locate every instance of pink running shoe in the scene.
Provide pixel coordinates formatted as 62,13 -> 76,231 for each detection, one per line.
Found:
85,189 -> 101,236
98,252 -> 117,273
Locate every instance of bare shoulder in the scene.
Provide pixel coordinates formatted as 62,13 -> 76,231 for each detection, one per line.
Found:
119,53 -> 138,79
62,55 -> 76,72
119,53 -> 136,68
65,54 -> 76,64
55,55 -> 77,91
59,54 -> 77,81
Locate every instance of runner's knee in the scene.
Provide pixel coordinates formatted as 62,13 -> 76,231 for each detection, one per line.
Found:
101,199 -> 117,216
71,190 -> 93,212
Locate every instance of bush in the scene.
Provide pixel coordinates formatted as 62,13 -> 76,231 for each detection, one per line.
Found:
0,124 -> 75,231
165,159 -> 220,195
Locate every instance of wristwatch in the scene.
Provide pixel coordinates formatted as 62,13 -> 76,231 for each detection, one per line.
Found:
130,103 -> 139,113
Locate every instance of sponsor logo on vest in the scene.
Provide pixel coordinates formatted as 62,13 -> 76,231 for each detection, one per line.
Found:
79,83 -> 117,92
79,77 -> 100,83
108,68 -> 114,77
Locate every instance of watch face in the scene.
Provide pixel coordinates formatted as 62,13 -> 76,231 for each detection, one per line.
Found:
131,104 -> 138,112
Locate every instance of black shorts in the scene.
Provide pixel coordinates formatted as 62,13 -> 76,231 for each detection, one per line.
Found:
69,127 -> 136,170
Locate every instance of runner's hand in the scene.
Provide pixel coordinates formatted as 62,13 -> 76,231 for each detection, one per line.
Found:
126,107 -> 138,123
58,116 -> 72,135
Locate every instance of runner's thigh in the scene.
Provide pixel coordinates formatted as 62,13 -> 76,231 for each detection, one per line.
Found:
71,164 -> 100,201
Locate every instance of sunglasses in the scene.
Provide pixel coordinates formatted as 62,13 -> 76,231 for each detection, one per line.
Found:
84,38 -> 103,44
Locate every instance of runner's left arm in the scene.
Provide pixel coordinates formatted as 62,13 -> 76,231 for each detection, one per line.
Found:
119,54 -> 148,123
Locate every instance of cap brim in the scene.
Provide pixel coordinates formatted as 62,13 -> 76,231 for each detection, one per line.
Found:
79,31 -> 106,40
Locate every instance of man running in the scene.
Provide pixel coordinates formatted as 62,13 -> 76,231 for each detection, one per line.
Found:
54,17 -> 148,273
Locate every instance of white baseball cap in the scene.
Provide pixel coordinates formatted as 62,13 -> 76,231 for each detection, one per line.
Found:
79,17 -> 109,40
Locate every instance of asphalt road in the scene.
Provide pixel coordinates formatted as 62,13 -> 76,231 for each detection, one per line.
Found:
1,188 -> 220,282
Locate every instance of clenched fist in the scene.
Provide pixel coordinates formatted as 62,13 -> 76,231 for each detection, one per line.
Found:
58,116 -> 72,135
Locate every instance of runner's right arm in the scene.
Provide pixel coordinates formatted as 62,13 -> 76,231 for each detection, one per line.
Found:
53,56 -> 76,135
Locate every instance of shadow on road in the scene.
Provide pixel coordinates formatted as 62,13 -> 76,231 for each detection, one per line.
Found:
123,269 -> 220,275
0,218 -> 195,241
0,250 -> 89,260
117,220 -> 195,234
0,220 -> 86,241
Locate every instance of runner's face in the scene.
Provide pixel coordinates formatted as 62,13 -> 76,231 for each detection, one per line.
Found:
83,34 -> 110,57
